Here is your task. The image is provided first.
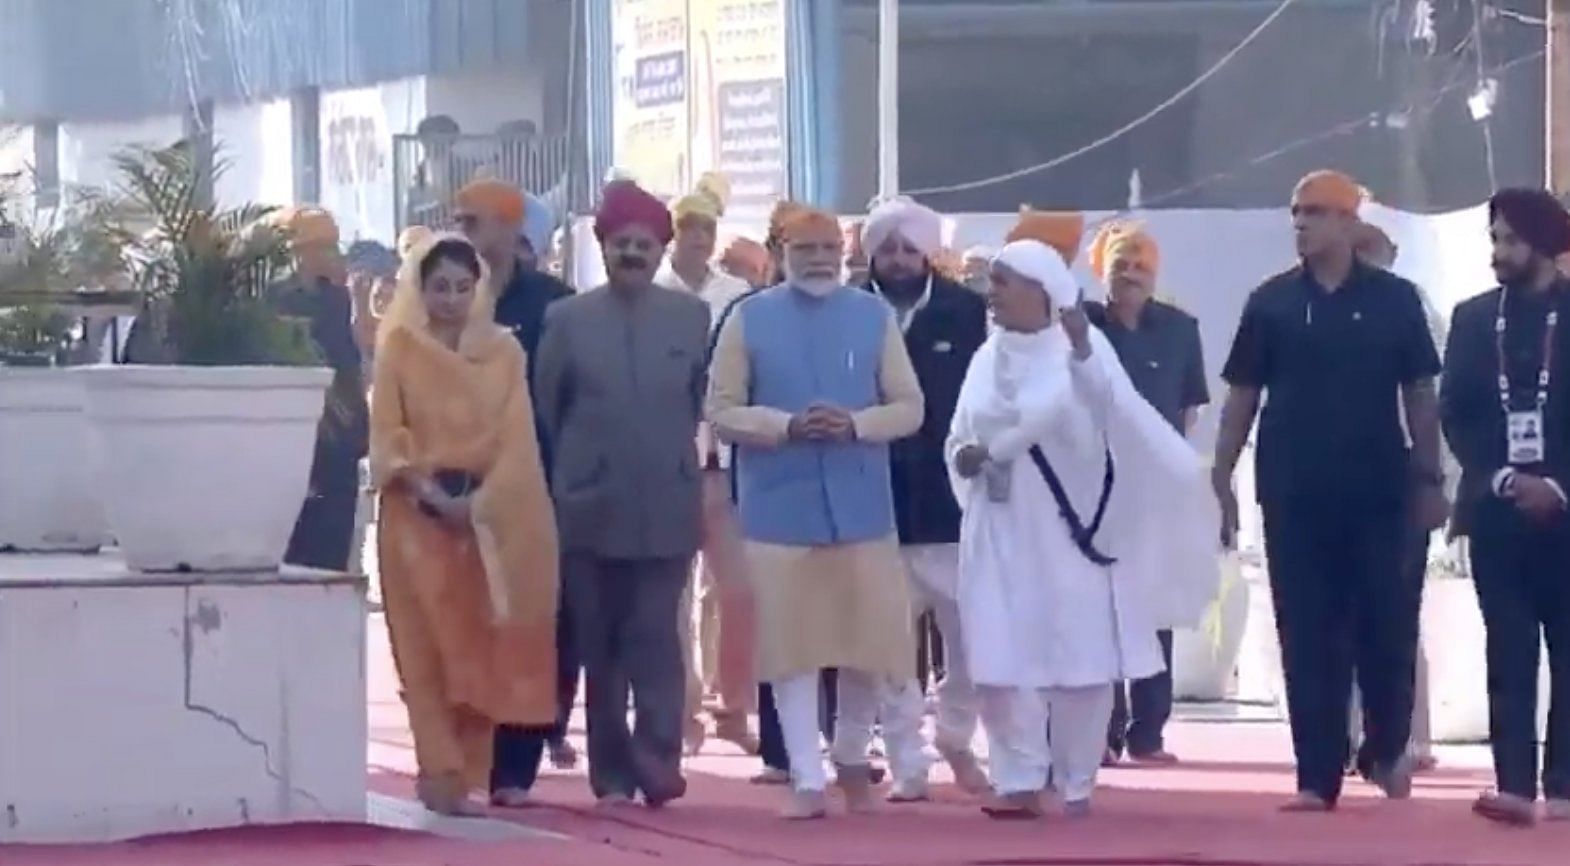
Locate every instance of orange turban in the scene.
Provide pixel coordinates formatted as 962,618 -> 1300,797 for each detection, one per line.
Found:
1088,220 -> 1160,281
780,207 -> 842,245
455,179 -> 526,225
1006,208 -> 1085,265
277,206 -> 340,248
1292,170 -> 1365,214
766,201 -> 807,252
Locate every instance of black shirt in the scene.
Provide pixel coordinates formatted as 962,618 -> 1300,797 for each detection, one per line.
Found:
1086,299 -> 1208,432
493,261 -> 573,472
1222,261 -> 1440,504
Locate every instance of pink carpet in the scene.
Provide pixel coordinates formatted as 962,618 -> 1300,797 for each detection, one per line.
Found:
5,621 -> 1565,865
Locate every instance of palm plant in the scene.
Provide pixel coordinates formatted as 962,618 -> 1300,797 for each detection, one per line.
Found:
0,175 -> 119,364
111,141 -> 317,366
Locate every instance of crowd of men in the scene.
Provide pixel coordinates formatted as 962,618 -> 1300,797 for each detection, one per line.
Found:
247,166 -> 1569,828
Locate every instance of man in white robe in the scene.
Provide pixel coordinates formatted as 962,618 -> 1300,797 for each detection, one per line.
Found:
946,240 -> 1219,818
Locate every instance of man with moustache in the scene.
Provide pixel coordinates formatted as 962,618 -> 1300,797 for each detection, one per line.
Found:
532,180 -> 710,808
1442,189 -> 1570,826
1212,171 -> 1447,812
707,206 -> 923,819
860,197 -> 991,801
453,180 -> 581,806
1083,221 -> 1209,767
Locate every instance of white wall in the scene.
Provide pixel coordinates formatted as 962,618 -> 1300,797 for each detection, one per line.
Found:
422,66 -> 546,135
213,98 -> 295,209
320,77 -> 428,246
58,114 -> 183,194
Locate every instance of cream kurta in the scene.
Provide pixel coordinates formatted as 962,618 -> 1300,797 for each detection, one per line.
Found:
706,300 -> 924,683
948,326 -> 1219,690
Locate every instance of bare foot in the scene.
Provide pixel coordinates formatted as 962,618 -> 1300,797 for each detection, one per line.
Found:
1367,754 -> 1414,800
1127,749 -> 1180,767
596,793 -> 637,810
1473,791 -> 1536,826
886,776 -> 930,803
489,787 -> 532,809
835,763 -> 877,814
937,744 -> 990,796
751,767 -> 791,785
781,789 -> 829,820
683,717 -> 707,756
1062,798 -> 1092,818
547,739 -> 579,770
713,712 -> 761,755
1279,791 -> 1334,813
981,791 -> 1044,820
1544,798 -> 1570,822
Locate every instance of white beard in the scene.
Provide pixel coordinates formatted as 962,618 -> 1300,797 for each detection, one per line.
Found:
791,276 -> 840,297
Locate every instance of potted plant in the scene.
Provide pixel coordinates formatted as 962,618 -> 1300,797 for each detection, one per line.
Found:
0,185 -> 117,552
78,142 -> 332,572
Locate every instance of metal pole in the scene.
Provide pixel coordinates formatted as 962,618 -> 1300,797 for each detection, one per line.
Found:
876,0 -> 899,201
1549,0 -> 1570,194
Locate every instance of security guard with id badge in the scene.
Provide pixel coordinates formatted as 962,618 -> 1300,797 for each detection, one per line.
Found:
1442,188 -> 1570,827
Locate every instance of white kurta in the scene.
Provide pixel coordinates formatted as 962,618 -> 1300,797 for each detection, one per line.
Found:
949,325 -> 1220,691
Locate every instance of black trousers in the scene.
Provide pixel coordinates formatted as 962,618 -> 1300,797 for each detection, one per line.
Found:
1469,500 -> 1570,801
284,471 -> 360,571
564,554 -> 689,799
758,670 -> 838,771
1262,496 -> 1415,804
1347,524 -> 1431,769
1108,630 -> 1175,757
490,592 -> 582,793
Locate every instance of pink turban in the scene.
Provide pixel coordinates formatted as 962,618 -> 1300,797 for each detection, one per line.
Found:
595,180 -> 674,245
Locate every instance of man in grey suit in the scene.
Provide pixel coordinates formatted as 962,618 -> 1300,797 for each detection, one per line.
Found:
532,180 -> 710,808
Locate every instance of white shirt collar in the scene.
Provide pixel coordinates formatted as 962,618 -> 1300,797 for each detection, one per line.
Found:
870,274 -> 934,333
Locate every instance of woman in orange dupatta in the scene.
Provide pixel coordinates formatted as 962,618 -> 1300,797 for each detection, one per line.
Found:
371,235 -> 560,815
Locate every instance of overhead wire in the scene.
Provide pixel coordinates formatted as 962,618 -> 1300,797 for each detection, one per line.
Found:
905,0 -> 1301,197
1087,47 -> 1544,229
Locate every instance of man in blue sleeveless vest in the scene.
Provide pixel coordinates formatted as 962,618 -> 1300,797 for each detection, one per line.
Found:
707,206 -> 924,820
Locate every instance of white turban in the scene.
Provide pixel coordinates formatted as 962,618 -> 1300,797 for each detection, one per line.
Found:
862,197 -> 942,257
993,239 -> 1079,310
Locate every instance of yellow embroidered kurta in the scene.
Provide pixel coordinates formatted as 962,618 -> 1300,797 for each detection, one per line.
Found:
371,322 -> 560,793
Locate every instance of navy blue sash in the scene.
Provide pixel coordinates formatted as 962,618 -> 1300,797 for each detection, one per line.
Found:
1026,443 -> 1117,566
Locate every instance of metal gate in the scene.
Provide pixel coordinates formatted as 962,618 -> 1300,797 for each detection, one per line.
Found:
392,133 -> 580,234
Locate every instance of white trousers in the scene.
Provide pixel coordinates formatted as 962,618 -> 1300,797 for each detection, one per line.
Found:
979,683 -> 1115,803
880,544 -> 980,783
774,668 -> 883,792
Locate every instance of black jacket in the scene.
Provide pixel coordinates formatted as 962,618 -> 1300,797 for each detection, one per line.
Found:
865,276 -> 989,544
494,263 -> 574,474
1441,281 -> 1570,535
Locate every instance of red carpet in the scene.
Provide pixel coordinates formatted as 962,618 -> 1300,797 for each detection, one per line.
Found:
5,621 -> 1564,865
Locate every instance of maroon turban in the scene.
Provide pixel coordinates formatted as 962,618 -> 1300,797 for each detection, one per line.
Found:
1488,188 -> 1570,259
595,180 -> 674,246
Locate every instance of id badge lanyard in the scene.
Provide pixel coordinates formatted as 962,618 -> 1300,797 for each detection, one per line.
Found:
1495,287 -> 1558,465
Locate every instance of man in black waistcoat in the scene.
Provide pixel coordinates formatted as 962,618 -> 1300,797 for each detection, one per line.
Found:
860,198 -> 990,802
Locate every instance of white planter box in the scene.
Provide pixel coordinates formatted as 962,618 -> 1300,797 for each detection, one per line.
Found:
78,365 -> 331,572
0,368 -> 109,552
0,553 -> 367,843
1423,577 -> 1552,744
